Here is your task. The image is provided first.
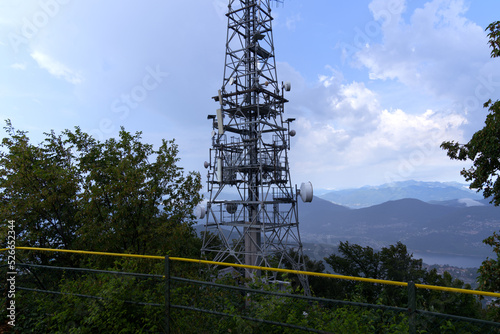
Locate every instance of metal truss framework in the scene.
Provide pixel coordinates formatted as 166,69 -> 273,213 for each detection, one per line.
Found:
202,0 -> 309,294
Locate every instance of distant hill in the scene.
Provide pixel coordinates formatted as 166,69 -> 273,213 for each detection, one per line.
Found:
195,181 -> 500,267
299,197 -> 500,260
319,180 -> 483,208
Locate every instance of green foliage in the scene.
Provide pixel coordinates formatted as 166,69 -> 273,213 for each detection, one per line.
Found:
0,121 -> 202,261
477,232 -> 500,321
279,249 -> 338,298
441,21 -> 500,320
322,241 -> 484,320
478,232 -> 500,294
0,121 -> 203,331
440,20 -> 500,202
486,21 -> 500,58
324,241 -> 425,305
166,276 -> 411,334
0,258 -> 169,333
441,100 -> 500,206
50,274 -> 164,332
0,120 -> 81,266
65,126 -> 203,257
422,270 -> 482,318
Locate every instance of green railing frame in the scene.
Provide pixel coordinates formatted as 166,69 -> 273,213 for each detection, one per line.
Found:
2,246 -> 500,333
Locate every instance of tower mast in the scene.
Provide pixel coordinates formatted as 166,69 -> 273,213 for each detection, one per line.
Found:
202,0 -> 311,294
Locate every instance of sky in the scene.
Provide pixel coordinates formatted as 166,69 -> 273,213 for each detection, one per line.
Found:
1,0 -> 500,190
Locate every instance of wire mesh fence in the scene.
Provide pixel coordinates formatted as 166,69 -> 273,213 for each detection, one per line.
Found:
1,248 -> 500,333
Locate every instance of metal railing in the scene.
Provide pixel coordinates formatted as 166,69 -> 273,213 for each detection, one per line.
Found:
2,246 -> 500,333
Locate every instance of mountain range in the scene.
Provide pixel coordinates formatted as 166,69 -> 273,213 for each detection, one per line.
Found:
317,180 -> 484,208
196,181 -> 500,268
298,181 -> 500,267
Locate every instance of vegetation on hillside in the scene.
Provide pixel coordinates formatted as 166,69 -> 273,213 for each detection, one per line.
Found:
0,123 -> 492,332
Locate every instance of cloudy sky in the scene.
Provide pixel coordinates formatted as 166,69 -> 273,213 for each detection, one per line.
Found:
1,0 -> 500,190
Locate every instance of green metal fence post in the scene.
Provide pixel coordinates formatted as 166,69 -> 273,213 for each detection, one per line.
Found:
165,255 -> 170,334
408,281 -> 416,334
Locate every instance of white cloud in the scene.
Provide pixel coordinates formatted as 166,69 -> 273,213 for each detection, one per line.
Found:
372,108 -> 466,150
357,0 -> 493,100
31,51 -> 83,84
295,105 -> 465,166
292,106 -> 467,187
333,82 -> 379,116
286,60 -> 468,188
10,63 -> 26,70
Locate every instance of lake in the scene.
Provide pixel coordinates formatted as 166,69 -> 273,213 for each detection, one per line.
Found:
413,252 -> 487,268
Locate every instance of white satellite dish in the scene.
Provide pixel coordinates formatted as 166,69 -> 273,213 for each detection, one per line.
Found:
204,161 -> 210,169
299,182 -> 313,203
283,81 -> 291,92
229,77 -> 236,85
194,204 -> 206,219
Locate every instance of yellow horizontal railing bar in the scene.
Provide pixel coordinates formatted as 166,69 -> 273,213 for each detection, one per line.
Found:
414,283 -> 500,297
3,246 -> 500,298
9,246 -> 164,260
169,256 -> 407,286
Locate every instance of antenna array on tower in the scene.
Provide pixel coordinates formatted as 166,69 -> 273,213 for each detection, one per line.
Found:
201,0 -> 311,295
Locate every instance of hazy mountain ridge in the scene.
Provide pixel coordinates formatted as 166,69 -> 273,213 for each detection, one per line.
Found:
299,196 -> 500,261
318,180 -> 484,208
196,181 -> 500,267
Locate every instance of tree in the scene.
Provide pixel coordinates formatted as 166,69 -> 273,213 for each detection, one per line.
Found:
440,21 -> 500,205
441,21 -> 500,314
423,270 -> 482,319
0,120 -> 81,266
379,242 -> 425,283
325,241 -> 381,279
64,126 -> 202,257
441,99 -> 500,205
0,121 -> 202,261
486,21 -> 500,58
477,232 -> 500,320
0,121 -> 203,331
324,241 -> 425,304
323,241 -> 483,319
324,241 -> 383,303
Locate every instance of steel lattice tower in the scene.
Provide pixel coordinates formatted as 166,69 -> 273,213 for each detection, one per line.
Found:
201,0 -> 311,294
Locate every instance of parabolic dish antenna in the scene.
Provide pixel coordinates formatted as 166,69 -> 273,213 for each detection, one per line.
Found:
283,81 -> 291,92
299,182 -> 313,203
194,204 -> 206,219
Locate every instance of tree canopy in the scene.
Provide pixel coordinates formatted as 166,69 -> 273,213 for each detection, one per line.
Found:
441,20 -> 500,319
324,241 -> 426,305
0,121 -> 207,332
441,21 -> 500,205
441,99 -> 500,205
0,121 -> 202,264
324,241 -> 482,318
486,21 -> 500,58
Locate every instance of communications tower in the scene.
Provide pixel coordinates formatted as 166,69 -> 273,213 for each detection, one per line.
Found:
200,0 -> 312,294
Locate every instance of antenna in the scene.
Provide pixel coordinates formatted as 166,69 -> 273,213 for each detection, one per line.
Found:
271,0 -> 285,7
201,0 -> 311,295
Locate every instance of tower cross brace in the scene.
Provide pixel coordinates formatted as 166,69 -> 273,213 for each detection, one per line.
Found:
202,0 -> 310,295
